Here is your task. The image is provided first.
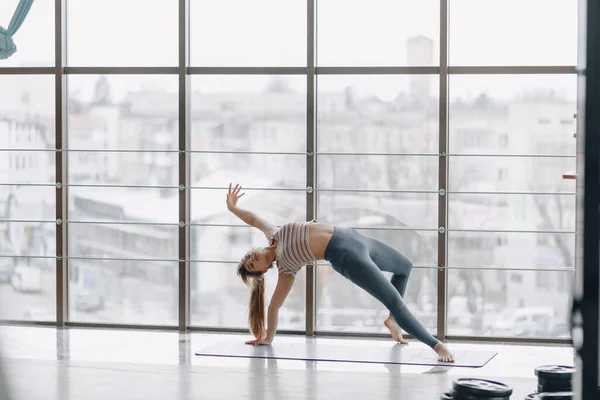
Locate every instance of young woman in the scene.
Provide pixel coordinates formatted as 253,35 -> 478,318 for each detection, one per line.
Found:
227,183 -> 455,363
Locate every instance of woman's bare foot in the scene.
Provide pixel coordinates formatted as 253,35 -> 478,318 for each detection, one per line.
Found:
384,316 -> 409,344
434,342 -> 455,363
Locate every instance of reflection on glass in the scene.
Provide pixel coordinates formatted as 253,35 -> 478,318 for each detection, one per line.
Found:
447,269 -> 573,339
0,75 -> 56,321
449,0 -> 577,66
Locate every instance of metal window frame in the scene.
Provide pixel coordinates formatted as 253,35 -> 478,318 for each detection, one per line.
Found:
0,0 -> 578,346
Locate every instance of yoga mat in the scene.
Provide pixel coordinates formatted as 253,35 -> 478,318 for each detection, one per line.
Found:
195,340 -> 497,368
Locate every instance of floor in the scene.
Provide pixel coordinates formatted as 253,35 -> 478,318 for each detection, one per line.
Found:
0,326 -> 574,400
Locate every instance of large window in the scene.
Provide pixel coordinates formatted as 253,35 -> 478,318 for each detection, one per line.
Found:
67,75 -> 179,325
447,74 -> 577,338
0,0 -> 578,342
189,76 -> 307,330
0,75 -> 56,321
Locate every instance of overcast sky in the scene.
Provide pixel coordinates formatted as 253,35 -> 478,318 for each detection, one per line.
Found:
0,0 -> 580,102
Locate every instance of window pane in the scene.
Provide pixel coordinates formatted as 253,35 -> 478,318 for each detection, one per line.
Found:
449,75 -> 577,157
317,75 -> 439,152
191,262 -> 306,331
449,193 -> 576,232
447,269 -> 573,339
190,75 -> 306,148
0,75 -> 55,321
449,0 -> 578,66
67,75 -> 178,187
316,264 -> 437,334
69,187 -> 180,224
319,155 -> 437,191
190,0 -> 306,66
448,231 -> 575,269
190,154 -> 305,189
318,193 -> 438,235
449,156 -> 576,193
67,0 -> 178,66
68,260 -> 178,325
0,0 -> 54,67
0,75 -> 55,131
0,188 -> 55,322
190,188 -> 306,329
317,0 -> 439,66
69,223 -> 178,260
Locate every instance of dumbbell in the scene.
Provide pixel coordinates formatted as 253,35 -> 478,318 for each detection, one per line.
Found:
440,378 -> 513,400
535,365 -> 574,393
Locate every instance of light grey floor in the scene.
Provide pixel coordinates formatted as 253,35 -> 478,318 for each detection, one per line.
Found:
0,326 -> 574,400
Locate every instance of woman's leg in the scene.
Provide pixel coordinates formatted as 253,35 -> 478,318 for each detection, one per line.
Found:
363,235 -> 413,298
338,248 -> 439,350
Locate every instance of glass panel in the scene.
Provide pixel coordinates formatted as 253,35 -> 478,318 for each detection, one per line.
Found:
0,75 -> 55,138
317,0 -> 440,66
448,231 -> 575,269
449,0 -> 578,66
316,264 -> 437,334
69,222 -> 178,260
0,188 -> 56,322
69,186 -> 180,225
190,75 -> 306,150
317,192 -> 438,238
190,0 -> 306,66
68,260 -> 178,325
189,154 -> 305,190
0,0 -> 54,67
449,75 -> 577,155
0,74 -> 55,321
317,75 -> 439,152
447,269 -> 573,339
67,75 -> 178,187
449,193 -> 576,232
318,155 -> 438,191
191,262 -> 306,331
449,156 -> 576,193
67,0 -> 178,66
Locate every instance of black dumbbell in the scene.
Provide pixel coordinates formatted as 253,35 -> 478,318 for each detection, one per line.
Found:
451,378 -> 512,400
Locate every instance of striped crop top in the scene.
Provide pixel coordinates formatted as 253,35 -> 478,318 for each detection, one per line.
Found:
267,221 -> 318,276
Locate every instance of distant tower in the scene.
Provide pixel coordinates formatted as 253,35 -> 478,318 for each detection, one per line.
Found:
406,35 -> 434,105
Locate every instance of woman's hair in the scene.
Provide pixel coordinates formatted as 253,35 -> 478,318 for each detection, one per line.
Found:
237,256 -> 268,339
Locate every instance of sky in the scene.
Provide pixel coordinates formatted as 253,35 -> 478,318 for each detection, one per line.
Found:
0,0 -> 580,102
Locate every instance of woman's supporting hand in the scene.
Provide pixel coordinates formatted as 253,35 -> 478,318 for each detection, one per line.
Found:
226,183 -> 245,211
245,338 -> 272,346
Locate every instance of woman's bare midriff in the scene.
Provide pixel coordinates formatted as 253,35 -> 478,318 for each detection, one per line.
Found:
308,222 -> 335,260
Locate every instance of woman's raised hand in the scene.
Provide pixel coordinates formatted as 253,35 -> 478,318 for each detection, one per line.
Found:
226,183 -> 245,210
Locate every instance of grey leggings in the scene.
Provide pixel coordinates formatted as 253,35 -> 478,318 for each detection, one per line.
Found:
324,226 -> 439,349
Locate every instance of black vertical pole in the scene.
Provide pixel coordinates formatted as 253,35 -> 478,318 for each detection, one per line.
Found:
580,0 -> 600,398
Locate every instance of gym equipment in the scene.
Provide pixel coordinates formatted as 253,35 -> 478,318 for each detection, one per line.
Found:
195,340 -> 497,367
0,0 -> 35,59
535,365 -> 574,393
451,378 -> 513,399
